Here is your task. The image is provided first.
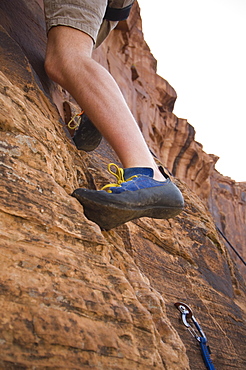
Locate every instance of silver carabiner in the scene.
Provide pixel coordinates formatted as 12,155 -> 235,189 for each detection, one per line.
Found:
174,302 -> 207,342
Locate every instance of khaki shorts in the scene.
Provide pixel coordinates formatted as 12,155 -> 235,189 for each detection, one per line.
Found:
44,0 -> 134,47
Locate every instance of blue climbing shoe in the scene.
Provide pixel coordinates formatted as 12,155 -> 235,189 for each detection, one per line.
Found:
72,163 -> 184,230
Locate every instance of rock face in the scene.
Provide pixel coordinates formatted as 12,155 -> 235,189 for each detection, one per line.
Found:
209,171 -> 246,277
0,1 -> 245,370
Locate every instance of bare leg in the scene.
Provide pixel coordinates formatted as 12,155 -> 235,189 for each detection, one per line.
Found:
45,26 -> 164,181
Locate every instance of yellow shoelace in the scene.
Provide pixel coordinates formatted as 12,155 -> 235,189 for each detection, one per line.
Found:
101,163 -> 138,193
67,111 -> 84,129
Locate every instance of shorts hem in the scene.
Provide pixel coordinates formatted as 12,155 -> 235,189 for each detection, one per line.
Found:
46,18 -> 97,43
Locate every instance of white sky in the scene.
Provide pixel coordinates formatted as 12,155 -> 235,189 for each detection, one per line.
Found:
138,0 -> 246,182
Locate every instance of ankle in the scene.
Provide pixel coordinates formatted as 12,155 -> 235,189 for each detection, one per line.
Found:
153,168 -> 167,182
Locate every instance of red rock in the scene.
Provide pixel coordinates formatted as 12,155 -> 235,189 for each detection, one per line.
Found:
0,1 -> 245,369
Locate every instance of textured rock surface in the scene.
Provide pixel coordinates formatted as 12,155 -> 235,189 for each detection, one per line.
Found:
0,1 -> 246,370
209,171 -> 246,278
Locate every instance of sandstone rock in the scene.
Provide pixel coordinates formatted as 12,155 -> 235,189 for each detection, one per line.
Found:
0,1 -> 245,370
209,170 -> 246,279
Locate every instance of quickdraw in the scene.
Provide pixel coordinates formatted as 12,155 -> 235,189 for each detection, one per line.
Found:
174,302 -> 216,370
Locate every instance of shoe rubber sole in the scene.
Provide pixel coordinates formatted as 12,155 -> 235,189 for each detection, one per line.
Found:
72,180 -> 184,230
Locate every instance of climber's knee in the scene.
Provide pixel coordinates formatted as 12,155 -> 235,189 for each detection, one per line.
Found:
44,25 -> 93,85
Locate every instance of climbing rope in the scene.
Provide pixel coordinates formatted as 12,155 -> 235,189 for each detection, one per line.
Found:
216,225 -> 246,266
174,302 -> 216,370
